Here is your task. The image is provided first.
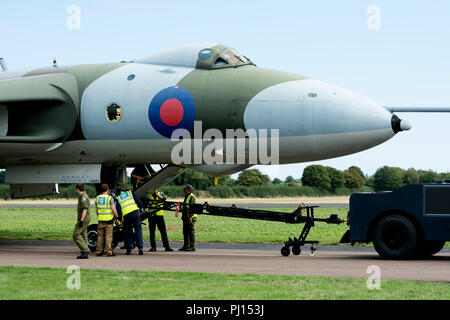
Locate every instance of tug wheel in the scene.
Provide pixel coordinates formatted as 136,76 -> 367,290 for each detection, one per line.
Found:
292,246 -> 301,256
281,246 -> 290,257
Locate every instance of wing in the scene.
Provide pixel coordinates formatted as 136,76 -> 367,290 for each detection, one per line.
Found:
385,106 -> 450,113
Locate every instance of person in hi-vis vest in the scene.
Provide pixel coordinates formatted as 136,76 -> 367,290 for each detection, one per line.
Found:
179,184 -> 197,252
115,183 -> 145,255
95,184 -> 118,257
145,189 -> 173,252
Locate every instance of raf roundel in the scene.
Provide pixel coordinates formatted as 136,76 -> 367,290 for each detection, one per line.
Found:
148,86 -> 195,138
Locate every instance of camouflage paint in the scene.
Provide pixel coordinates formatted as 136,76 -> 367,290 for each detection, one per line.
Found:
178,65 -> 307,133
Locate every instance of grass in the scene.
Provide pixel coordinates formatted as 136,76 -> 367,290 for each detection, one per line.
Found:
0,207 -> 349,245
0,266 -> 448,300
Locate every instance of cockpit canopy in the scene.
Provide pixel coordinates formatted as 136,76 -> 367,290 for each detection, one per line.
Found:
134,43 -> 254,70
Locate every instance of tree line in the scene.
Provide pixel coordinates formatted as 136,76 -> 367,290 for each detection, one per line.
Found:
0,165 -> 449,199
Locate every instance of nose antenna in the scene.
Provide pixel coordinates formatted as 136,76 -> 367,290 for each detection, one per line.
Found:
391,114 -> 412,133
0,58 -> 7,72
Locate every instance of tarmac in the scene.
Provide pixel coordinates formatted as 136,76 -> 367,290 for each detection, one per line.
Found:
0,239 -> 449,283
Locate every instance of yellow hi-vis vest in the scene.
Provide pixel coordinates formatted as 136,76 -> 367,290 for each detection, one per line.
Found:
117,191 -> 139,216
95,194 -> 114,222
146,192 -> 164,216
185,193 -> 197,218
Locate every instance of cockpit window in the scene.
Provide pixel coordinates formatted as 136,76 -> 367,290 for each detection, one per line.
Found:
221,50 -> 240,65
198,49 -> 213,61
196,45 -> 254,70
214,57 -> 229,66
133,43 -> 254,70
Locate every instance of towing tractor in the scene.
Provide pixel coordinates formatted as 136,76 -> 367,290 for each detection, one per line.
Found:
341,184 -> 450,259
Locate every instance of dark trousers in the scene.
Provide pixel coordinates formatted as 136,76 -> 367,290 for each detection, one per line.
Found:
123,210 -> 143,252
149,215 -> 170,248
182,217 -> 196,249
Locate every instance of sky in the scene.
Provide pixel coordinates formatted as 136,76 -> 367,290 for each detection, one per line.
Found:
1,1 -> 450,180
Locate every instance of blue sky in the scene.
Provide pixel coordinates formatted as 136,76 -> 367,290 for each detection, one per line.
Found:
2,1 -> 450,179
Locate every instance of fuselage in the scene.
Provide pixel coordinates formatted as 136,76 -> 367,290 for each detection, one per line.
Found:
0,43 -> 403,171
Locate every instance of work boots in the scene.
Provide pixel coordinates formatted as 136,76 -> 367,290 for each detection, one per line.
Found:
76,253 -> 89,259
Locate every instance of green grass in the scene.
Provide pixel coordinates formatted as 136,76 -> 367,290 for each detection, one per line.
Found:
0,266 -> 448,300
0,207 -> 349,245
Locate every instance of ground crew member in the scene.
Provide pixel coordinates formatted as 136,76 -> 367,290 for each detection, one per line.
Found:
145,189 -> 173,252
73,184 -> 91,259
179,184 -> 197,252
116,183 -> 144,255
131,164 -> 156,191
95,184 -> 119,257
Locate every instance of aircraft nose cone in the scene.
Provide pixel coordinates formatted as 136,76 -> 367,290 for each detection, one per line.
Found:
391,114 -> 412,133
244,79 -> 395,137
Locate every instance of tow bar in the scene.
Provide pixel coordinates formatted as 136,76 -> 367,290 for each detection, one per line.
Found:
144,200 -> 346,257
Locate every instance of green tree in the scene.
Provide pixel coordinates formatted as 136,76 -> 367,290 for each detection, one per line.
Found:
236,169 -> 270,187
348,166 -> 365,178
343,170 -> 364,188
347,166 -> 366,185
272,178 -> 282,185
325,167 -> 345,191
403,168 -> 420,185
284,176 -> 296,184
417,170 -> 438,183
373,166 -> 405,191
172,169 -> 213,189
301,165 -> 331,191
218,175 -> 235,186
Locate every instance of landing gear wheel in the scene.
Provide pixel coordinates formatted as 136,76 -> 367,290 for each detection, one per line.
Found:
281,246 -> 290,257
310,249 -> 316,256
87,224 -> 98,253
292,246 -> 301,256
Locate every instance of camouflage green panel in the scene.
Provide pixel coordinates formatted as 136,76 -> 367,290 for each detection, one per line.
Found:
178,65 -> 308,132
66,63 -> 127,99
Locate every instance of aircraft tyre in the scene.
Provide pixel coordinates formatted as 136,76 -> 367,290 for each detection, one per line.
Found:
87,224 -> 98,253
372,214 -> 418,260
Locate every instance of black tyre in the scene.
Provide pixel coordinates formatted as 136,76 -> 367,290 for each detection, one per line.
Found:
415,240 -> 446,258
292,246 -> 301,256
281,246 -> 290,257
87,224 -> 98,253
372,214 -> 418,259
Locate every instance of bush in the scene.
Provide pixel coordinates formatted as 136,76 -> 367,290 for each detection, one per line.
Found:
160,186 -> 185,198
0,184 -> 9,199
236,169 -> 270,186
207,186 -> 236,198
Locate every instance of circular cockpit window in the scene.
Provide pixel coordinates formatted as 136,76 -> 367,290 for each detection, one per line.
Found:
198,48 -> 213,61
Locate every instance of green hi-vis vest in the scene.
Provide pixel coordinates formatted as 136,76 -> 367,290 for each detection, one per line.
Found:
186,193 -> 197,218
117,191 -> 139,216
146,192 -> 164,216
95,194 -> 114,222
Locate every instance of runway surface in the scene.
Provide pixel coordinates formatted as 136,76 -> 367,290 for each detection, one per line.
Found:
0,240 -> 448,283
